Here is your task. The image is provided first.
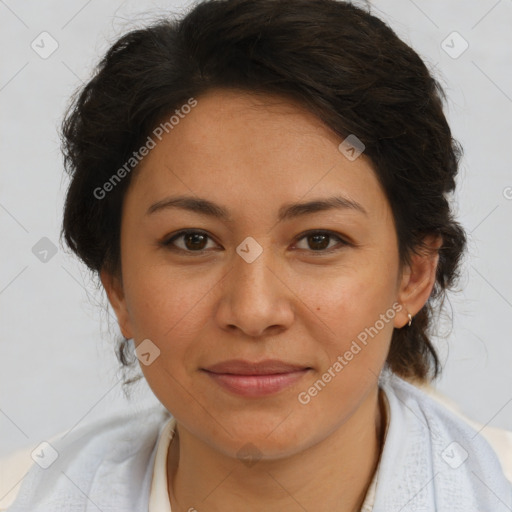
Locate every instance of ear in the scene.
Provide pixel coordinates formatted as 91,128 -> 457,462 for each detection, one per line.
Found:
394,235 -> 442,329
100,269 -> 134,340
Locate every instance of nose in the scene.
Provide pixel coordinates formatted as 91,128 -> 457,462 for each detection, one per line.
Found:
214,241 -> 295,338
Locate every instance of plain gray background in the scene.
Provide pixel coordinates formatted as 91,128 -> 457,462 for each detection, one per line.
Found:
1,0 -> 511,460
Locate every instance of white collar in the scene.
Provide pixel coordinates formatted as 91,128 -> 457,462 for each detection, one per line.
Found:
149,416 -> 176,511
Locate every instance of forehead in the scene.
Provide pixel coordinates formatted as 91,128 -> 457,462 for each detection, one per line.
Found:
126,89 -> 390,222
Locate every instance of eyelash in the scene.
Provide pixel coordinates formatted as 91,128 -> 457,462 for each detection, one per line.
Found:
160,229 -> 350,256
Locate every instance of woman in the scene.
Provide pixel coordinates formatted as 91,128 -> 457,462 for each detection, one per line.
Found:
5,0 -> 512,510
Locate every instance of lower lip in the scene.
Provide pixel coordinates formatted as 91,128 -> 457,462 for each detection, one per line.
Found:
203,369 -> 310,397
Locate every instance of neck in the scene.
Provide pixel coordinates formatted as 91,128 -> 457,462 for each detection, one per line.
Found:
167,387 -> 386,512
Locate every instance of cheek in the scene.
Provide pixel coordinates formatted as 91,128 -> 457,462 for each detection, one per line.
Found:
121,258 -> 226,383
122,255 -> 210,336
295,272 -> 398,417
122,241 -> 399,349
303,260 -> 400,386
121,261 -> 214,409
309,255 -> 399,331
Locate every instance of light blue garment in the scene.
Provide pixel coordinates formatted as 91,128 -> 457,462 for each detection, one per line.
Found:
6,405 -> 171,512
6,373 -> 512,511
374,371 -> 512,511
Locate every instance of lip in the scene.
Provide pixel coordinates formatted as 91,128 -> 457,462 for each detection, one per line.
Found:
202,359 -> 312,397
204,359 -> 310,375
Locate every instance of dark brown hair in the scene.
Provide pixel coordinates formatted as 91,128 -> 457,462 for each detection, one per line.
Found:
61,0 -> 466,388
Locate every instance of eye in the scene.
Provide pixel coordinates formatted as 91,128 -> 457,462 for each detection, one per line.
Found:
161,230 -> 218,254
161,229 -> 350,255
294,230 -> 349,253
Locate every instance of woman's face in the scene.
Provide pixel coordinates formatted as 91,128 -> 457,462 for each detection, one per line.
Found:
104,89 -> 424,460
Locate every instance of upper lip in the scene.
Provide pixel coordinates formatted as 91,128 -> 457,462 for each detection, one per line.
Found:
203,359 -> 311,375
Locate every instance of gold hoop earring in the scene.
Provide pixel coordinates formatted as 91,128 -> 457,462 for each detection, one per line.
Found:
407,313 -> 413,327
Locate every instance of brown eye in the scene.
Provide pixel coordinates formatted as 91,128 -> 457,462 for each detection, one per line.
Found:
307,233 -> 330,250
294,231 -> 348,252
163,230 -> 216,253
183,232 -> 208,250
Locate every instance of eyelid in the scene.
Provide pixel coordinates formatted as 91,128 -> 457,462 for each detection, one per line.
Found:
160,229 -> 351,254
292,229 -> 351,253
161,229 -> 220,254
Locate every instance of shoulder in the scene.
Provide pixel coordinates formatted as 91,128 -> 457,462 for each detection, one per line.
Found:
385,373 -> 512,467
376,372 -> 512,510
387,374 -> 512,477
412,377 -> 512,484
1,404 -> 171,511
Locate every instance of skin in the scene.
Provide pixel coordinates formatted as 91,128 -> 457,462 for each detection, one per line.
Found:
102,89 -> 440,512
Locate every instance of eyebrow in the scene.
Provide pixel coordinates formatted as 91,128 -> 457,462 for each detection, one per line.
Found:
146,194 -> 367,221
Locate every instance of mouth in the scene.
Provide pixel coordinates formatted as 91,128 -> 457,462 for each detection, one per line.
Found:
201,359 -> 312,397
